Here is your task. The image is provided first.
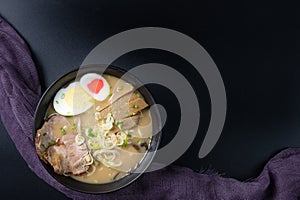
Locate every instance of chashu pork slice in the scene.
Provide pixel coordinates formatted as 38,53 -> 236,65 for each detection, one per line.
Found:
98,96 -> 148,121
46,134 -> 92,175
35,114 -> 92,175
107,114 -> 141,135
35,114 -> 72,163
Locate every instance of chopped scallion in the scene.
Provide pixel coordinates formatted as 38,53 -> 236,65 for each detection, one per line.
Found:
117,86 -> 123,92
121,137 -> 128,147
88,128 -> 96,137
114,121 -> 123,127
71,123 -> 77,131
41,143 -> 46,149
60,127 -> 66,135
49,140 -> 56,146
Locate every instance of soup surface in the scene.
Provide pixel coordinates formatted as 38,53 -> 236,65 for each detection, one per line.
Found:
35,74 -> 152,184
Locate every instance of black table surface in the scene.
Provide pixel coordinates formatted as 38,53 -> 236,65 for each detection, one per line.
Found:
1,0 -> 300,199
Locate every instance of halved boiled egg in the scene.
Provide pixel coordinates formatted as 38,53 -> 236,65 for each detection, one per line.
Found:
80,73 -> 110,101
53,82 -> 94,116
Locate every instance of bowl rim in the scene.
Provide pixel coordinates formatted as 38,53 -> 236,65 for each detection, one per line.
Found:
33,64 -> 162,193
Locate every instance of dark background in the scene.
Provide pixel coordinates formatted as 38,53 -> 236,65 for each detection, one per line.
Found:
1,0 -> 300,199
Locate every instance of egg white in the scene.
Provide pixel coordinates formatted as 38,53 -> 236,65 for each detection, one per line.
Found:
53,82 -> 94,116
80,73 -> 110,101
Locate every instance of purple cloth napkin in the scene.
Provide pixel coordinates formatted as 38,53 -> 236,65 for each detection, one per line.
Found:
1,16 -> 300,200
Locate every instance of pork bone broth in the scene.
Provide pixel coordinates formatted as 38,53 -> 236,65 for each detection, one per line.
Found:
35,74 -> 152,184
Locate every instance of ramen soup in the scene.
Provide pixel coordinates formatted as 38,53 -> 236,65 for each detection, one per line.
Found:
35,73 -> 152,184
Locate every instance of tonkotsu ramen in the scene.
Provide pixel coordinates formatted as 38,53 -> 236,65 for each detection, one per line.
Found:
35,73 -> 152,184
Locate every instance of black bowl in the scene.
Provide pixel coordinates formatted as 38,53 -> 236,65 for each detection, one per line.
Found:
33,65 -> 162,193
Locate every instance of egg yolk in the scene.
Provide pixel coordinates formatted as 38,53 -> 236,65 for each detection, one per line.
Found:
87,79 -> 104,94
65,86 -> 92,111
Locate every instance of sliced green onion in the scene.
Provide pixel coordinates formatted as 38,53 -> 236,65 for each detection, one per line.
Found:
87,139 -> 100,150
71,123 -> 77,131
86,128 -> 96,138
117,86 -> 123,92
49,140 -> 56,146
121,136 -> 128,147
60,127 -> 66,135
114,121 -> 123,127
41,143 -> 46,149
